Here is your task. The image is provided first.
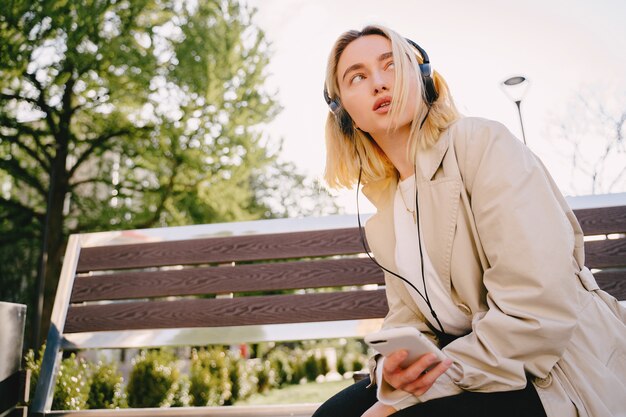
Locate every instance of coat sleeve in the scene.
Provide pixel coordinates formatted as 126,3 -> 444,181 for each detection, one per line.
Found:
367,272 -> 445,408
440,118 -> 579,393
367,271 -> 437,385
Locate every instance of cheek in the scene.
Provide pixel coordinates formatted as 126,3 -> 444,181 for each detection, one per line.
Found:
341,93 -> 367,126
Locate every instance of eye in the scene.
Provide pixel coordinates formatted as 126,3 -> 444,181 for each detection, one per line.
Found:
350,74 -> 365,84
385,61 -> 395,70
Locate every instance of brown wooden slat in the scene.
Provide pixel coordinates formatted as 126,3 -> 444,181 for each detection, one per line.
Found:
65,289 -> 389,333
71,258 -> 384,303
594,270 -> 626,301
573,206 -> 626,235
77,228 -> 365,272
584,238 -> 626,269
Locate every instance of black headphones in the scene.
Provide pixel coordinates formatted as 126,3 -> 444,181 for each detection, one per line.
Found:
323,38 -> 438,137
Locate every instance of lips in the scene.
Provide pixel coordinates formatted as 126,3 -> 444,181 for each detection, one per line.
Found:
373,96 -> 392,112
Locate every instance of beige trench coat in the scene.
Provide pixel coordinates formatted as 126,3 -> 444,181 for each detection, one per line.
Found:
363,117 -> 626,416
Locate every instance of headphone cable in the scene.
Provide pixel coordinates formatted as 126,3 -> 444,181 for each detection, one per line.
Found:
354,150 -> 446,335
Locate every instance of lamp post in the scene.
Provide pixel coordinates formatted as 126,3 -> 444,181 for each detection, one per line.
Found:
500,75 -> 530,145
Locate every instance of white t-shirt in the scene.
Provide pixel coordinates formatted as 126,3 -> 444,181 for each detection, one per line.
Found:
393,174 -> 471,336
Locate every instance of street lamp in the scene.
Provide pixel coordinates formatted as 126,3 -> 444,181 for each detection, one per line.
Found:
500,75 -> 530,145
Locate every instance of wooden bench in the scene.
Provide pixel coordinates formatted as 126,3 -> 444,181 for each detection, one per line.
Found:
29,193 -> 626,417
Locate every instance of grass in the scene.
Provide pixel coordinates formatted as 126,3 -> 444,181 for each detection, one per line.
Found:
234,378 -> 353,405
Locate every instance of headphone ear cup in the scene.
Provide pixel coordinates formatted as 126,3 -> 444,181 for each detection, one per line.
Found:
419,63 -> 438,105
338,108 -> 355,137
406,38 -> 439,106
422,74 -> 438,105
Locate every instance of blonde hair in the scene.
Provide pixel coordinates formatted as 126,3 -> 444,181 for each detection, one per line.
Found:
323,25 -> 460,188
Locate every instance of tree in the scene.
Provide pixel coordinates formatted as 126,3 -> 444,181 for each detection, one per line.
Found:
0,0 -> 337,349
547,85 -> 626,195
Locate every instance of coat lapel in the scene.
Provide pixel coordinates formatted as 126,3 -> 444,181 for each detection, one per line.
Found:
363,130 -> 462,297
362,176 -> 397,269
416,130 -> 462,295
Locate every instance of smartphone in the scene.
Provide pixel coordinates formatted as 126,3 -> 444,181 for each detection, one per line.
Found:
364,326 -> 448,369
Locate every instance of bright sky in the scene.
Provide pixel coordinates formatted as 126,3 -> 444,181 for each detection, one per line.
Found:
247,0 -> 626,213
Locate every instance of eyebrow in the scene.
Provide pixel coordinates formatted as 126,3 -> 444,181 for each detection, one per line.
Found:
341,51 -> 394,81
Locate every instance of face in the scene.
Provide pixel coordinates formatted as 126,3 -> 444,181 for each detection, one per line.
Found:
336,35 -> 417,138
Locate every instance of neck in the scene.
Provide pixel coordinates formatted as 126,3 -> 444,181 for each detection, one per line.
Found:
371,124 -> 414,180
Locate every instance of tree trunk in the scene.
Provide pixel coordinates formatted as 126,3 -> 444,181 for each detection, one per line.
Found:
36,138 -> 71,349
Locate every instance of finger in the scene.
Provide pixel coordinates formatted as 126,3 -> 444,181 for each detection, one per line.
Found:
385,353 -> 440,389
400,353 -> 441,381
382,350 -> 408,373
404,359 -> 453,395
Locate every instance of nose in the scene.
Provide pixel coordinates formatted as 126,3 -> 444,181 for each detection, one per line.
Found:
371,70 -> 388,94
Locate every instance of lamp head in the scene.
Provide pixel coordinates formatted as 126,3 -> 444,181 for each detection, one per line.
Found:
500,75 -> 530,103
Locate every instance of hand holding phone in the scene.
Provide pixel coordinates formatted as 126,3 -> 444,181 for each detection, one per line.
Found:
364,326 -> 448,369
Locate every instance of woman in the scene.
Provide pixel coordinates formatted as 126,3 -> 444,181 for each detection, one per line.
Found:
314,25 -> 626,417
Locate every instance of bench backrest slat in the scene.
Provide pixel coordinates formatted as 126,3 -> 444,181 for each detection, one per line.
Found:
65,289 -> 389,333
70,258 -> 384,303
77,228 -> 363,272
595,271 -> 626,300
584,239 -> 626,269
574,206 -> 626,235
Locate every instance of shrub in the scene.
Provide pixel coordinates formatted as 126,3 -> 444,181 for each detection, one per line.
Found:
336,339 -> 368,375
126,349 -> 180,408
52,353 -> 91,410
303,353 -> 319,382
165,374 -> 191,407
189,347 -> 232,406
87,361 -> 127,409
253,358 -> 278,393
288,348 -> 308,384
25,346 -> 94,410
228,356 -> 258,403
318,355 -> 329,376
24,346 -> 44,403
352,355 -> 365,372
266,348 -> 294,387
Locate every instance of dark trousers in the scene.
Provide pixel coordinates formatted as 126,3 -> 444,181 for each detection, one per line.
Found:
312,376 -> 547,417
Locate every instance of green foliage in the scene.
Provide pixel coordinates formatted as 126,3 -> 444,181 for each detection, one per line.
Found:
253,358 -> 277,393
287,347 -> 308,384
23,339 -> 367,410
24,345 -> 44,402
0,0 -> 339,348
266,347 -> 294,387
52,353 -> 91,410
228,355 -> 258,404
189,347 -> 233,406
164,374 -> 191,408
303,353 -> 319,382
126,349 -> 180,408
0,0 -> 287,232
25,346 -> 91,410
337,339 -> 368,375
319,355 -> 330,376
87,361 -> 127,409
